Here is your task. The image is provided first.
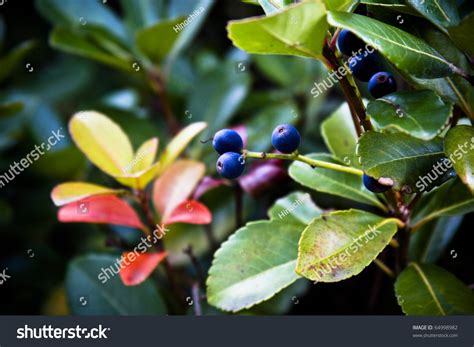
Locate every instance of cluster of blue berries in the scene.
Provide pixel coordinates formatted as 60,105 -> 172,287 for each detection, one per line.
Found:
338,29 -> 397,193
214,124 -> 301,179
337,29 -> 397,99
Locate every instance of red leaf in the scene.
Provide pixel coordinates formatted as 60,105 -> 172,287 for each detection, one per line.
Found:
58,195 -> 144,230
192,176 -> 228,200
163,200 -> 212,225
120,252 -> 167,286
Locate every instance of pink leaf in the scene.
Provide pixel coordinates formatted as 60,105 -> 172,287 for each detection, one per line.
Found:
163,200 -> 212,225
120,252 -> 167,286
58,195 -> 144,230
192,176 -> 228,200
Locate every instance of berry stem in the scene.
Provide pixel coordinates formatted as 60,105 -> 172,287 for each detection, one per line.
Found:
243,150 -> 364,176
373,259 -> 395,278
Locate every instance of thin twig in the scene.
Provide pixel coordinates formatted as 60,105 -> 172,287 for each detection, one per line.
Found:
191,282 -> 202,316
183,245 -> 206,288
374,259 -> 395,278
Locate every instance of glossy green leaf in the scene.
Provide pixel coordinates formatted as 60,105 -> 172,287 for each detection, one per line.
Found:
395,263 -> 474,315
207,220 -> 303,312
360,0 -> 417,15
321,102 -> 359,166
0,40 -> 35,83
324,0 -> 359,12
412,179 -> 474,229
66,254 -> 167,315
409,216 -> 462,264
406,0 -> 460,31
50,26 -> 133,71
187,61 -> 250,135
448,12 -> 474,57
367,90 -> 452,140
289,153 -> 386,210
268,191 -> 322,225
444,125 -> 474,193
296,209 -> 399,282
357,131 -> 446,192
120,0 -> 164,31
228,2 -> 328,59
327,11 -> 455,78
36,0 -> 128,41
136,17 -> 184,65
258,0 -> 293,15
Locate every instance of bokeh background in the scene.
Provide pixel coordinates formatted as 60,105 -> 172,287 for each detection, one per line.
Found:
0,0 -> 473,315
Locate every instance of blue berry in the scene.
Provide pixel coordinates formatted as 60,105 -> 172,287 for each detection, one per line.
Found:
348,53 -> 381,82
213,129 -> 243,154
216,152 -> 245,179
337,29 -> 366,56
368,72 -> 397,98
363,174 -> 392,193
272,124 -> 301,154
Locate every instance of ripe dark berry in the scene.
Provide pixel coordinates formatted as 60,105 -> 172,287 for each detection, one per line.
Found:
363,174 -> 392,193
348,53 -> 381,82
337,29 -> 366,56
272,124 -> 301,154
216,152 -> 245,179
213,129 -> 243,154
368,72 -> 397,98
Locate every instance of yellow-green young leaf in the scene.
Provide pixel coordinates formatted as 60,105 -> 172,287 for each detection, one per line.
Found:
135,17 -> 184,65
257,0 -> 292,15
395,263 -> 474,315
128,137 -> 158,174
152,160 -> 205,222
296,209 -> 399,282
327,11 -> 455,78
157,122 -> 207,174
268,191 -> 321,225
444,125 -> 474,194
324,0 -> 358,12
69,111 -> 134,176
207,220 -> 303,312
51,182 -> 124,206
227,1 -> 328,59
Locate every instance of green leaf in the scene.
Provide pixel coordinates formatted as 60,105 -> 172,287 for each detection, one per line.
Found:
357,131 -> 446,192
448,12 -> 474,57
207,220 -> 303,312
66,254 -> 167,315
0,40 -> 35,83
321,102 -> 359,166
120,0 -> 164,31
367,90 -> 452,140
227,2 -> 328,59
289,153 -> 386,210
296,209 -> 399,282
258,0 -> 293,15
187,61 -> 250,135
327,11 -> 455,78
412,178 -> 474,229
0,101 -> 23,118
406,0 -> 460,32
36,0 -> 128,42
135,17 -> 184,65
409,216 -> 462,264
50,26 -> 133,71
360,0 -> 417,15
324,0 -> 359,12
444,125 -> 474,193
395,263 -> 474,315
268,191 -> 322,225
